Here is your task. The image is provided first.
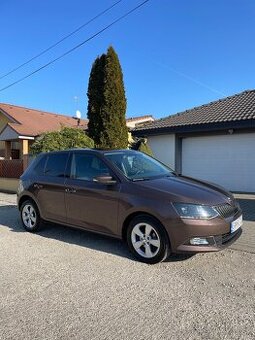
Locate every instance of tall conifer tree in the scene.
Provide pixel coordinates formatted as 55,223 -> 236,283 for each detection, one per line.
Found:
87,46 -> 128,148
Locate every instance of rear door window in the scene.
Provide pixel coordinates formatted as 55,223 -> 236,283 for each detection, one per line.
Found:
45,153 -> 69,177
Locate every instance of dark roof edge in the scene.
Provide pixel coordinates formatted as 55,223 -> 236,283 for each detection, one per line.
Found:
132,119 -> 255,137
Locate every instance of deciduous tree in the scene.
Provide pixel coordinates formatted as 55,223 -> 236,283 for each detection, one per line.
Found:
30,126 -> 94,154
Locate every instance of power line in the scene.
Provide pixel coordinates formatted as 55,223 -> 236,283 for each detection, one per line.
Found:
0,0 -> 123,81
0,0 -> 150,92
155,62 -> 227,96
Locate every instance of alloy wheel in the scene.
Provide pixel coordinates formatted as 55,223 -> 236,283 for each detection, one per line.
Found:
131,222 -> 161,258
22,204 -> 37,230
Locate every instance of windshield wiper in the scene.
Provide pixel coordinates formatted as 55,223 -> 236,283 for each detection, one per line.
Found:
131,177 -> 151,182
164,173 -> 175,177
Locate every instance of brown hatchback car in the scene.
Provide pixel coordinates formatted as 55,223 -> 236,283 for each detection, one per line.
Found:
17,149 -> 242,264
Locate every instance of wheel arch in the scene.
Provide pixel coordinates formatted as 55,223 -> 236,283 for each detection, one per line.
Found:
122,211 -> 170,247
18,194 -> 41,216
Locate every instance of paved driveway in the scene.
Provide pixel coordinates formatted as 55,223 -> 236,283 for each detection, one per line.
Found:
0,193 -> 255,340
230,195 -> 255,253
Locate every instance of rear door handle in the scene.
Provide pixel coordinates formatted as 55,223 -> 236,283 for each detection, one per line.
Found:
34,183 -> 43,189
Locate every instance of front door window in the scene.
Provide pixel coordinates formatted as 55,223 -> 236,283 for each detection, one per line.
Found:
71,153 -> 112,181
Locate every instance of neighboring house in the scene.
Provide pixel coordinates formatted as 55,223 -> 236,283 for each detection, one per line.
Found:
0,105 -> 153,160
0,103 -> 88,160
126,115 -> 155,144
126,115 -> 154,129
0,104 -> 151,192
133,90 -> 255,193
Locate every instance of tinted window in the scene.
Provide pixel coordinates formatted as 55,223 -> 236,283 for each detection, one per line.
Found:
45,153 -> 68,177
33,156 -> 46,175
72,154 -> 111,181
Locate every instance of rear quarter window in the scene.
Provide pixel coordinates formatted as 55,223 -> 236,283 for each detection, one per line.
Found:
33,156 -> 47,175
44,153 -> 69,177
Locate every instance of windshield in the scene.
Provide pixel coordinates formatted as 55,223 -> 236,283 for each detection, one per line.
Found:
104,150 -> 175,181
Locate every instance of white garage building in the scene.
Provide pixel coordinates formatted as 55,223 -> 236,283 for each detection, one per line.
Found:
133,90 -> 255,193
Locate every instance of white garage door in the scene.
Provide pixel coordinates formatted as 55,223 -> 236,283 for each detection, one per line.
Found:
182,133 -> 255,192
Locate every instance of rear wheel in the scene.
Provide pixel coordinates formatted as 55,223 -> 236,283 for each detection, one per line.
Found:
127,215 -> 170,264
20,200 -> 41,232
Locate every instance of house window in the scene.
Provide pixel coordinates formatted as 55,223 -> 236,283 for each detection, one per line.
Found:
10,141 -> 21,159
11,149 -> 20,159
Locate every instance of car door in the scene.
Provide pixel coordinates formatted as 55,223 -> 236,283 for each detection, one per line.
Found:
33,152 -> 70,223
64,152 -> 120,236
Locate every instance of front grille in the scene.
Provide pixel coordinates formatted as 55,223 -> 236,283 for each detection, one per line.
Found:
214,203 -> 239,218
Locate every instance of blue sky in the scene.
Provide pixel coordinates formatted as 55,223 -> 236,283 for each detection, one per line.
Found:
0,0 -> 255,119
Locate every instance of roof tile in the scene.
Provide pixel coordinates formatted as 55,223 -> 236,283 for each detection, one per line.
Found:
134,90 -> 255,132
0,103 -> 88,136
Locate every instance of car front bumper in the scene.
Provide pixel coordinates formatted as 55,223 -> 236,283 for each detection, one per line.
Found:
175,227 -> 242,253
164,210 -> 243,254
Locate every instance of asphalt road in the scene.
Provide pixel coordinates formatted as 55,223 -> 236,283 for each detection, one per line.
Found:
0,194 -> 255,340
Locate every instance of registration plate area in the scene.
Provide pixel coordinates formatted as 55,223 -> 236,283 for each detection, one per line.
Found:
231,215 -> 243,233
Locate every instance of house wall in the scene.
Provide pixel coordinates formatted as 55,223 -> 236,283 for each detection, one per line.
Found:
0,178 -> 19,193
0,112 -> 10,157
146,129 -> 255,192
127,117 -> 154,128
147,134 -> 176,169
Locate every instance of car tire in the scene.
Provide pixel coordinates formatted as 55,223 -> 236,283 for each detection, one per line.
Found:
20,200 -> 41,232
126,215 -> 170,264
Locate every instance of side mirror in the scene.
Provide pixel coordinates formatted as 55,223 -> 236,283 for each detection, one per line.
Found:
93,175 -> 117,185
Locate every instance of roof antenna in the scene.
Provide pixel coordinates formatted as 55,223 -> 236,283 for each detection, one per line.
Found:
75,110 -> 81,126
72,96 -> 81,126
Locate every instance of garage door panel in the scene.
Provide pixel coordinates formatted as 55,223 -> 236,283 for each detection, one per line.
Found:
182,134 -> 255,192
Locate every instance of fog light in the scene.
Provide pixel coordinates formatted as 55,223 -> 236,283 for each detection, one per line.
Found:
190,237 -> 209,245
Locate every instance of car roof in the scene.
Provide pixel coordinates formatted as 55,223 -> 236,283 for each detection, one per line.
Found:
39,148 -> 137,156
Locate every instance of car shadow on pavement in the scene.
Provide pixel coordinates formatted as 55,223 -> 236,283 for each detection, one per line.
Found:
236,199 -> 255,221
0,205 -> 24,232
166,254 -> 195,262
42,222 -> 136,261
34,223 -> 194,263
0,205 -> 193,263
0,205 -> 135,261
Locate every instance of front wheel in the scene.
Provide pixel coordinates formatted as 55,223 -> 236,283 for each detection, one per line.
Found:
20,200 -> 41,232
126,215 -> 170,264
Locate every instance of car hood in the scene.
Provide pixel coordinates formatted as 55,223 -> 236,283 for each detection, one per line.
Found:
135,175 -> 234,206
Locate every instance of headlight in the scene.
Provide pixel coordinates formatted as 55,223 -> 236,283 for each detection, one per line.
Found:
173,203 -> 219,220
